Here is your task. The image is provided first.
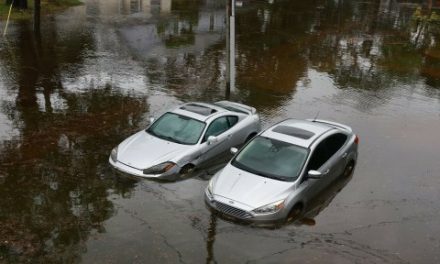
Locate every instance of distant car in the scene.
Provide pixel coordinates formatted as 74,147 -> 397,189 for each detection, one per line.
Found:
109,101 -> 261,179
205,119 -> 358,223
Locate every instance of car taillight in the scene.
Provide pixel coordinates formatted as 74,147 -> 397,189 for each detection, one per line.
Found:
354,135 -> 359,144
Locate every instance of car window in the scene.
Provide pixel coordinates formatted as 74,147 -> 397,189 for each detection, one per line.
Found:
232,136 -> 308,181
306,133 -> 348,171
227,116 -> 238,127
147,112 -> 206,145
327,133 -> 347,153
204,117 -> 230,141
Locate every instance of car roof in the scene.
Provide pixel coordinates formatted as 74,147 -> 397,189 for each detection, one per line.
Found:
171,102 -> 228,122
261,119 -> 335,148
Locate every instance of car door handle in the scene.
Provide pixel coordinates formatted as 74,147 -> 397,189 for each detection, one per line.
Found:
341,153 -> 347,158
323,169 -> 330,175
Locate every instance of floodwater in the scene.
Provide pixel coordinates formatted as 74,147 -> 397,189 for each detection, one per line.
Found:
1,0 -> 440,262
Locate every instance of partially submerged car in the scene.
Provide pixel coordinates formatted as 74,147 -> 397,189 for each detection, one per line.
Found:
205,118 -> 358,223
109,101 -> 261,179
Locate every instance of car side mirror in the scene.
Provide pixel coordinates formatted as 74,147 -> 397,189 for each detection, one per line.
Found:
230,147 -> 238,155
149,117 -> 155,124
207,136 -> 218,145
308,170 -> 322,179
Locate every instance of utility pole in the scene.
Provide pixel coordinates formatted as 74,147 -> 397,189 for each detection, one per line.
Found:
225,0 -> 235,99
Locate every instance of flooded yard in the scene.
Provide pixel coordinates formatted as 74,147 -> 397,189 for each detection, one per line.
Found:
1,0 -> 440,263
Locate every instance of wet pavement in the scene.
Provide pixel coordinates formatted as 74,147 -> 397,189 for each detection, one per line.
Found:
1,0 -> 440,263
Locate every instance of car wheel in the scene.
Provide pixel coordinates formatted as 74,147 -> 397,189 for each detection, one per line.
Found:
286,203 -> 303,222
342,161 -> 355,177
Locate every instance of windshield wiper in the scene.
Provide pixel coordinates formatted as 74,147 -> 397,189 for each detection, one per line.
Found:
232,161 -> 292,181
233,161 -> 276,180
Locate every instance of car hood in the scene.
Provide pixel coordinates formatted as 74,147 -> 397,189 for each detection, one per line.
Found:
117,131 -> 188,169
212,164 -> 294,209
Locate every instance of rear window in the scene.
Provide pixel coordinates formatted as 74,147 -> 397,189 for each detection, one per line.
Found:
272,125 -> 315,139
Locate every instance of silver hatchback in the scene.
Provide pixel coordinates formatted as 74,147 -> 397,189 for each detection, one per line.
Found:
205,119 -> 358,223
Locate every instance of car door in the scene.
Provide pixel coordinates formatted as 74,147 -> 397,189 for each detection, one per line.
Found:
225,115 -> 243,146
322,133 -> 349,182
199,116 -> 237,164
296,133 -> 348,203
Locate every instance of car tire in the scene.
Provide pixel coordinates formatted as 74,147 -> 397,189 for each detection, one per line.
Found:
286,203 -> 303,222
342,161 -> 355,178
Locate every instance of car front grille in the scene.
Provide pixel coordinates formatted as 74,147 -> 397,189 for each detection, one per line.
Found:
213,201 -> 252,219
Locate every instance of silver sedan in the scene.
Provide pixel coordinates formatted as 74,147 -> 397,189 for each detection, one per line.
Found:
205,118 -> 358,223
109,101 -> 261,179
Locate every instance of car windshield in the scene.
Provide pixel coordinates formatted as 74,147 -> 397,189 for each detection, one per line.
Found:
232,136 -> 308,181
147,112 -> 205,145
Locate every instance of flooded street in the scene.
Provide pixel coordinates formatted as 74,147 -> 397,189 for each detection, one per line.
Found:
1,0 -> 440,262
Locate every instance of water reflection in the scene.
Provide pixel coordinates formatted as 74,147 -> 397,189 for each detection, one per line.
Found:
205,213 -> 217,264
0,14 -> 147,262
85,0 -> 172,18
0,87 -> 146,261
232,0 -> 440,113
295,174 -> 353,226
0,0 -> 439,262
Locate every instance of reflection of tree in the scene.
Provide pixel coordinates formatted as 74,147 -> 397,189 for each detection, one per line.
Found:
139,0 -> 227,101
233,0 -> 317,110
145,41 -> 225,102
300,174 -> 353,225
205,213 -> 217,264
0,21 -> 146,262
410,6 -> 440,88
305,0 -> 440,107
422,43 -> 440,87
234,0 -> 439,111
155,0 -> 203,48
0,88 -> 147,261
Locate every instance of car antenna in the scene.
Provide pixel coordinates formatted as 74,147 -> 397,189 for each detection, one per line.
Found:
313,111 -> 320,122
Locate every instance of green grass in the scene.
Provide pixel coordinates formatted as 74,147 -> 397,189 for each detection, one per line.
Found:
0,0 -> 83,20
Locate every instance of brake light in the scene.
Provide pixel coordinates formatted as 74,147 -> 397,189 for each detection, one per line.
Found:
354,135 -> 359,144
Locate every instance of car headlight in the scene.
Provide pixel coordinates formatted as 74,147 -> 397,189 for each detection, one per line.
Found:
253,200 -> 285,215
110,147 -> 118,162
206,179 -> 214,199
143,162 -> 176,175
